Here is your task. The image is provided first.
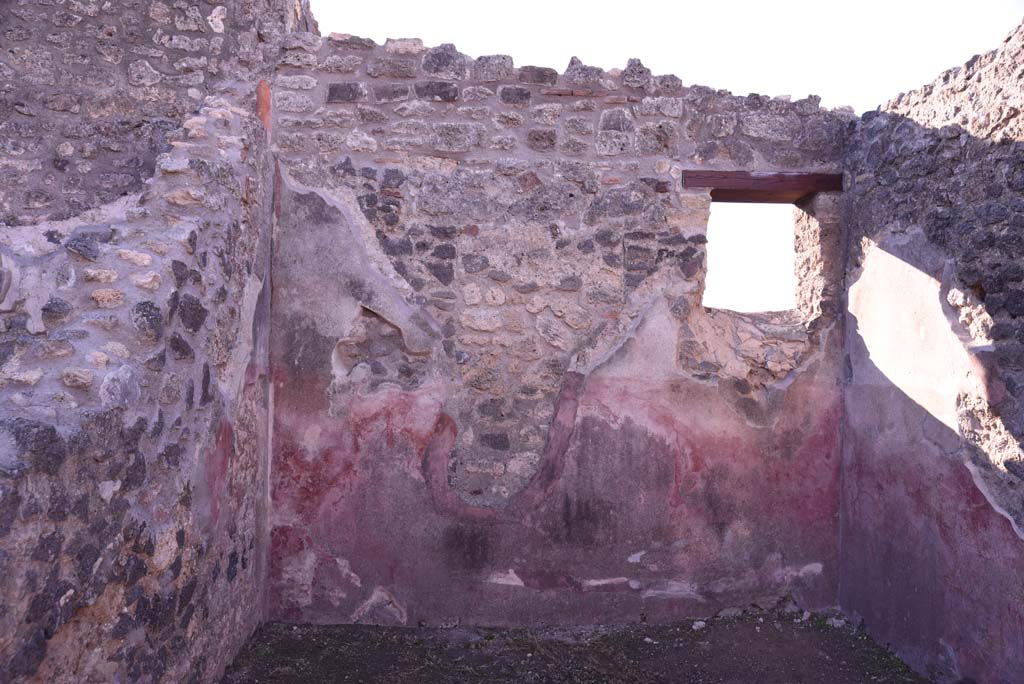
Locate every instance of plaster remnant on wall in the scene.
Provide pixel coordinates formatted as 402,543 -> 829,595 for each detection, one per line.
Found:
351,587 -> 408,625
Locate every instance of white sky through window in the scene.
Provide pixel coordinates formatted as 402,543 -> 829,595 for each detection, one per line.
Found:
702,203 -> 797,312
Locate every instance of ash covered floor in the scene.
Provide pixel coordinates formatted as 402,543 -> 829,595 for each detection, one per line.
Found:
220,605 -> 930,684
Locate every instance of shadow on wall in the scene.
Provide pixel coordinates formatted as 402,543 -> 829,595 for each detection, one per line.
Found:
842,106 -> 1024,684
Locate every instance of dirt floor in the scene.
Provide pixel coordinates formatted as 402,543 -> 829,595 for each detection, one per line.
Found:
221,604 -> 931,684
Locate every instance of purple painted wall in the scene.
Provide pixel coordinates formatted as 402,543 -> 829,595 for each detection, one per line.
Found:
268,355 -> 842,626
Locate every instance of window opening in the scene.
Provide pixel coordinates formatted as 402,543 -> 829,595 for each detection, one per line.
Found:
701,203 -> 797,312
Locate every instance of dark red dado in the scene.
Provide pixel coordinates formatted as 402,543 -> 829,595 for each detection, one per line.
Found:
268,369 -> 842,626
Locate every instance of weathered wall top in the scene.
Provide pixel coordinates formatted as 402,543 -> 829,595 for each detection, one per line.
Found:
884,21 -> 1024,141
270,32 -> 850,173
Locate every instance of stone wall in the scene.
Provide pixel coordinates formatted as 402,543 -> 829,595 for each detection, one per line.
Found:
3,4 -> 1021,682
0,2 -> 314,683
266,34 -> 851,626
0,0 -> 315,225
841,22 -> 1024,684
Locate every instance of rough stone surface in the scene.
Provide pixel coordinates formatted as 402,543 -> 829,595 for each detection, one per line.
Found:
0,2 -> 316,683
0,0 -> 316,226
2,6 -> 1022,684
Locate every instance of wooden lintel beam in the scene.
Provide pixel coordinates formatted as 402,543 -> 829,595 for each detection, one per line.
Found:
680,171 -> 843,204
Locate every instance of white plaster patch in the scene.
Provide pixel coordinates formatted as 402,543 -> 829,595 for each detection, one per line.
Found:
351,586 -> 408,625
581,577 -> 629,590
117,249 -> 152,266
965,462 -> 1024,539
97,479 -> 121,503
462,283 -> 482,305
224,275 -> 265,414
300,424 -> 322,459
335,558 -> 362,588
152,527 -> 179,570
849,241 -> 974,431
0,432 -> 23,474
797,562 -> 823,577
486,569 -> 525,587
130,271 -> 161,290
327,587 -> 347,606
282,550 -> 318,608
640,579 -> 704,600
10,368 -> 43,385
345,130 -> 378,153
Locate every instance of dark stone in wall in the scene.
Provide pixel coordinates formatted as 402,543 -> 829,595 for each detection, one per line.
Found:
131,301 -> 164,342
1,419 -> 67,476
474,55 -> 514,81
519,66 -> 558,85
415,81 -> 460,102
374,84 -> 411,103
168,334 -> 194,365
327,83 -> 367,102
382,169 -> 406,189
64,236 -> 99,261
600,109 -> 633,132
367,57 -> 418,79
622,58 -> 651,88
479,432 -> 511,450
527,129 -> 557,151
41,297 -> 72,324
422,44 -> 468,79
499,86 -> 531,105
177,295 -> 209,333
462,254 -> 489,273
426,261 -> 455,285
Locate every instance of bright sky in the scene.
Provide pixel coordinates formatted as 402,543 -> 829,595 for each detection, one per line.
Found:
702,204 -> 797,312
308,0 -> 1023,311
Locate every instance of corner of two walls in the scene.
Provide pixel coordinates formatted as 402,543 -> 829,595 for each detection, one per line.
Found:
263,31 -> 850,627
840,21 -> 1024,684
